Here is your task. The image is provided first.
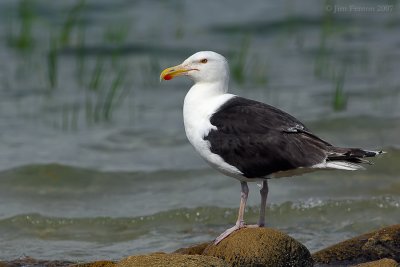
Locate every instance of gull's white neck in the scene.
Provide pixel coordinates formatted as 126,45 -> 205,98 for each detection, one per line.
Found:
183,78 -> 231,123
185,79 -> 228,102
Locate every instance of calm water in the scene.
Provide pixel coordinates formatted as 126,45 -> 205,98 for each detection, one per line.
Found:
0,0 -> 399,262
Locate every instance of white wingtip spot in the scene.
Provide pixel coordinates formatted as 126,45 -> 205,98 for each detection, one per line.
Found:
313,161 -> 365,171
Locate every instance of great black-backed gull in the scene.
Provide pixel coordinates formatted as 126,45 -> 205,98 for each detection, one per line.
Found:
160,51 -> 383,244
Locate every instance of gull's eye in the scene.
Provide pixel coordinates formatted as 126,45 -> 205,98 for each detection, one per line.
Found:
200,59 -> 208,64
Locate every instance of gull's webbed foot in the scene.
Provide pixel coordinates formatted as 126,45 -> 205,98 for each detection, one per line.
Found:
213,222 -> 263,245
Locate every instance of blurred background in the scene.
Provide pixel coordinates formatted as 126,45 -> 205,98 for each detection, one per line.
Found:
0,0 -> 399,262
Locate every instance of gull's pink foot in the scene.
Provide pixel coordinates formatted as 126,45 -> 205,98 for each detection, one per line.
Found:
214,223 -> 243,245
214,223 -> 263,244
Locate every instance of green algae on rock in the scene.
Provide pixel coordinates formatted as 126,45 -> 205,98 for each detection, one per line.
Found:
174,242 -> 211,255
116,252 -> 229,267
313,224 -> 400,266
2,257 -> 73,267
351,258 -> 398,267
70,261 -> 116,267
203,227 -> 313,267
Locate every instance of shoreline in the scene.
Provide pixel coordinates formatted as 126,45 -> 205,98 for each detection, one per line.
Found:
1,224 -> 399,267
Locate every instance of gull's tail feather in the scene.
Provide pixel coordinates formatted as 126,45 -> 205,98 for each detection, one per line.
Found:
324,161 -> 366,170
322,147 -> 385,170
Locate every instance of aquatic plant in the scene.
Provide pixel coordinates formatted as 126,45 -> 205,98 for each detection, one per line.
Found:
48,0 -> 86,90
250,56 -> 269,86
76,20 -> 87,85
174,0 -> 185,39
61,103 -> 79,131
104,23 -> 129,63
86,59 -> 128,123
231,35 -> 251,84
50,1 -> 131,125
332,66 -> 347,111
102,68 -> 126,120
47,34 -> 58,89
8,0 -> 35,51
59,0 -> 86,47
314,0 -> 335,78
141,56 -> 161,88
89,56 -> 105,91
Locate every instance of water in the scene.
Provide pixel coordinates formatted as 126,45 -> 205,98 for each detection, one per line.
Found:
0,0 -> 399,262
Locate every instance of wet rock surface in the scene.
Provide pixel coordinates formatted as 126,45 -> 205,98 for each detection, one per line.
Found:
115,252 -> 228,267
71,260 -> 116,267
351,258 -> 398,267
3,225 -> 400,267
313,224 -> 400,266
174,242 -> 211,255
1,257 -> 73,267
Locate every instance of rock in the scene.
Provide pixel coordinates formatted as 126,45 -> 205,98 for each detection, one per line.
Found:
351,258 -> 398,267
2,257 -> 73,267
116,252 -> 229,267
71,260 -> 116,267
174,242 -> 211,255
312,224 -> 400,266
203,227 -> 313,267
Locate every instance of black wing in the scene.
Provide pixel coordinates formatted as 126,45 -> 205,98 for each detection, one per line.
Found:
204,97 -> 330,178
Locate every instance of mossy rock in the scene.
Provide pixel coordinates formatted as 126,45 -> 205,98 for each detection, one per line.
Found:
174,242 -> 211,255
313,224 -> 400,266
203,227 -> 313,267
116,252 -> 229,267
351,258 -> 398,267
2,257 -> 73,267
71,261 -> 116,267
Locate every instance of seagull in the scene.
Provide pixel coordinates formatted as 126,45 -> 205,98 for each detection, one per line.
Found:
160,51 -> 383,244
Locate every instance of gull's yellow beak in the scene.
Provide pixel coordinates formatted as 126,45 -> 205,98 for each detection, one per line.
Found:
160,64 -> 191,81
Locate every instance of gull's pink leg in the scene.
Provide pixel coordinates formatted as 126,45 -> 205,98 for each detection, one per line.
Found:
258,180 -> 269,227
214,181 -> 249,244
243,180 -> 269,228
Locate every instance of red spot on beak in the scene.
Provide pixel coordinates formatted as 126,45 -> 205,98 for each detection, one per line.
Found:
164,74 -> 173,80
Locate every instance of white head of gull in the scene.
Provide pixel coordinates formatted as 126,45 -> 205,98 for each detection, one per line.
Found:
161,51 -> 384,244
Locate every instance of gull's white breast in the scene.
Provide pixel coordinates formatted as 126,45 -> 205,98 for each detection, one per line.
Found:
183,86 -> 243,178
